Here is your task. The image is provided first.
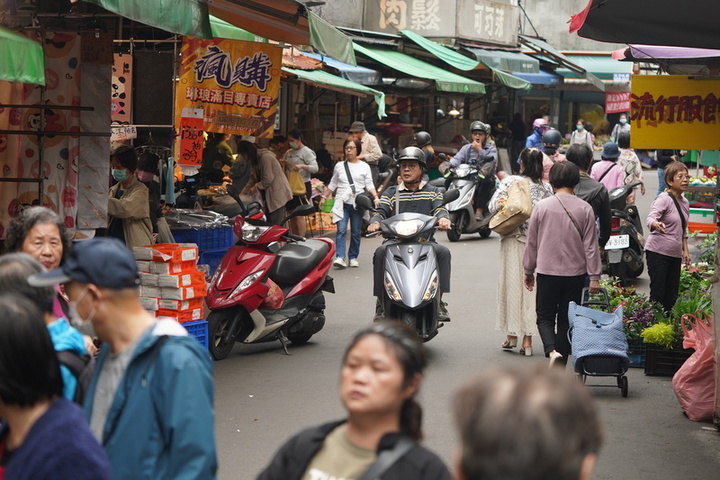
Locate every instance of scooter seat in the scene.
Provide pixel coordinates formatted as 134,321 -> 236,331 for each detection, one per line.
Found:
269,240 -> 330,286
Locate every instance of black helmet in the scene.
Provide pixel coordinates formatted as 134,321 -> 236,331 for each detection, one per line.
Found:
542,129 -> 562,147
397,146 -> 427,169
413,131 -> 431,148
470,121 -> 490,135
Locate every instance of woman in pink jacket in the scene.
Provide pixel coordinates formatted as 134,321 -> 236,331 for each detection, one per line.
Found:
523,162 -> 602,368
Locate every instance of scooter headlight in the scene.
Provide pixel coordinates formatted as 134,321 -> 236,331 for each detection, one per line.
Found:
384,272 -> 402,301
242,223 -> 270,242
456,164 -> 471,177
422,271 -> 439,301
229,270 -> 266,299
390,219 -> 425,237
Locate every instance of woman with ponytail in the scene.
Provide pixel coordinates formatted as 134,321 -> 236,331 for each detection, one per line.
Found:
258,320 -> 450,480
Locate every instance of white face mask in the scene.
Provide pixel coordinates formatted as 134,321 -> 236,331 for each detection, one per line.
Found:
68,286 -> 97,336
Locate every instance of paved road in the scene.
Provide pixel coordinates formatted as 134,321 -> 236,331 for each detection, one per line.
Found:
213,168 -> 720,479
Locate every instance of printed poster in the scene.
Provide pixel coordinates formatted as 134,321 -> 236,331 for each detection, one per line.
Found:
175,38 -> 281,145
112,53 -> 132,124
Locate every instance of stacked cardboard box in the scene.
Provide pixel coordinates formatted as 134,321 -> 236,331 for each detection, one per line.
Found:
132,244 -> 207,323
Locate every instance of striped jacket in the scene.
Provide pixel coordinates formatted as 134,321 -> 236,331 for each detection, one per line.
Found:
370,182 -> 449,240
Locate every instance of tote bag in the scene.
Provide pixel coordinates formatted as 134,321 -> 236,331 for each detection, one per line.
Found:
489,179 -> 533,236
287,169 -> 307,196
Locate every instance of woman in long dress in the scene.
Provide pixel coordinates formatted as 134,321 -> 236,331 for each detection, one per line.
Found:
489,148 -> 553,356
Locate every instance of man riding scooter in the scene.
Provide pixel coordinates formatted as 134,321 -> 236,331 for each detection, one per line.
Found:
367,147 -> 452,320
445,121 -> 497,220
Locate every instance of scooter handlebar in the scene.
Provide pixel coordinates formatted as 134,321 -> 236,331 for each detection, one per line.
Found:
284,233 -> 306,242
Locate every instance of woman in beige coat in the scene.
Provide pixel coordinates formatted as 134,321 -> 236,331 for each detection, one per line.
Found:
237,140 -> 292,225
108,146 -> 153,247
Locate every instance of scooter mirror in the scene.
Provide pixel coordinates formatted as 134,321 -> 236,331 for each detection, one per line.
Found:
355,192 -> 375,211
443,189 -> 460,205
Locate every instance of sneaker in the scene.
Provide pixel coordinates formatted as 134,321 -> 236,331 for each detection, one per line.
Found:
349,259 -> 359,268
548,351 -> 563,368
334,257 -> 347,268
438,301 -> 450,322
374,297 -> 385,320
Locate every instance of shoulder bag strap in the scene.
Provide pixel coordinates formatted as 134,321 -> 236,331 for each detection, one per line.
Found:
358,437 -> 415,480
597,162 -> 616,182
669,193 -> 687,232
343,161 -> 356,195
555,195 -> 583,238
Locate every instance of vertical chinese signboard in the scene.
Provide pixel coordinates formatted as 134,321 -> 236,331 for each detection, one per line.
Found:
178,108 -> 204,167
630,75 -> 720,150
175,38 -> 282,150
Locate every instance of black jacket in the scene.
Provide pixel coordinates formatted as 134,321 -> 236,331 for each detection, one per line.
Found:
656,149 -> 684,169
574,173 -> 612,247
257,420 -> 451,480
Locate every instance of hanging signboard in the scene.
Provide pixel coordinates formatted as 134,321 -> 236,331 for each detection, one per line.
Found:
178,108 -> 204,167
631,75 -> 720,150
605,91 -> 631,114
175,38 -> 282,141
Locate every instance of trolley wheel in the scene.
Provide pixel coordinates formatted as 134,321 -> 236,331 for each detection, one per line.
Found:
620,376 -> 629,397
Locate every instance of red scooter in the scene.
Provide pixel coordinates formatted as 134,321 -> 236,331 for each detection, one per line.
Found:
206,204 -> 335,360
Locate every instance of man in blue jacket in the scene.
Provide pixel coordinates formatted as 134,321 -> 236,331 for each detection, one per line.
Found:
30,238 -> 217,480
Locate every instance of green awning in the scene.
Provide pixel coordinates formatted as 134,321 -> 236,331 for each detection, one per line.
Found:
308,11 -> 356,67
0,27 -> 45,85
86,0 -> 213,39
464,47 -> 539,74
519,34 -> 606,92
283,67 -> 386,118
210,15 -> 267,42
399,30 -> 531,91
353,43 -> 485,94
557,55 -> 633,81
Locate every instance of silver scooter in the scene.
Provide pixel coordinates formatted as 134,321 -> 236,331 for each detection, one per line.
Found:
443,162 -> 495,241
357,190 -> 458,342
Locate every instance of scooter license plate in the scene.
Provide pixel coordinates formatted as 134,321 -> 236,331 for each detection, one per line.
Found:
605,234 -> 629,250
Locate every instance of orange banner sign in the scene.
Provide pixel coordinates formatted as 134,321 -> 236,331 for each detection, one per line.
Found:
630,75 -> 720,150
175,38 -> 281,141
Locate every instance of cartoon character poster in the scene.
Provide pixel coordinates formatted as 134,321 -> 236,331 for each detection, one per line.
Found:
112,53 -> 132,124
175,38 -> 281,143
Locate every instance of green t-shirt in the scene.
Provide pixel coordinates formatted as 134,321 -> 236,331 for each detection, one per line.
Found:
302,424 -> 376,480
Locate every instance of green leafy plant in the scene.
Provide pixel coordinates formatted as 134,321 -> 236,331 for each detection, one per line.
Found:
641,323 -> 675,349
689,231 -> 717,266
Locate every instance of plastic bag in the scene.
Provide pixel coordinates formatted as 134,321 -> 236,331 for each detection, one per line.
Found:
672,313 -> 715,422
260,278 -> 285,310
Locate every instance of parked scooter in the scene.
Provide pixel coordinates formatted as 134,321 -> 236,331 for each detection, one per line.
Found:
205,204 -> 335,360
604,181 -> 645,286
356,189 -> 459,342
442,158 -> 496,241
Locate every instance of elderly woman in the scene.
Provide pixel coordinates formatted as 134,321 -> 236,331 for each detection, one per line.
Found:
6,206 -> 72,319
259,321 -> 450,479
0,293 -> 111,479
489,148 -> 553,357
523,162 -> 602,367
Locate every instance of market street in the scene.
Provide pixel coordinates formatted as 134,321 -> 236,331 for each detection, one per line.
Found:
212,169 -> 720,480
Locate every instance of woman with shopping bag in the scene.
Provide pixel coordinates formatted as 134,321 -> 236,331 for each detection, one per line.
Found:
319,138 -> 379,268
489,148 -> 553,357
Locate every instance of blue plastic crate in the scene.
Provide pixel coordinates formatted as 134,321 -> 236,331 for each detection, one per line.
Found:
182,319 -> 208,349
171,226 -> 233,251
199,248 -> 227,275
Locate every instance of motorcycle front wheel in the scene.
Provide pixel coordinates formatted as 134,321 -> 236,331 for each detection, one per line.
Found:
207,310 -> 237,360
447,211 -> 465,242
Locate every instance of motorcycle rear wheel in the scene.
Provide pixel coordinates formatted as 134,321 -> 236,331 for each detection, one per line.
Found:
609,262 -> 628,287
207,310 -> 237,360
447,211 -> 465,242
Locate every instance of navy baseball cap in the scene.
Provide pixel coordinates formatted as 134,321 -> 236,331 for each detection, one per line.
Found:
602,142 -> 620,160
29,237 -> 140,289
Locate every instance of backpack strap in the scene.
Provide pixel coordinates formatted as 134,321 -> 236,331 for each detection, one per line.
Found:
359,436 -> 415,480
57,350 -> 87,378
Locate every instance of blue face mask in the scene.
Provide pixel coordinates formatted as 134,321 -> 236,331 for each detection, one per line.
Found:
619,118 -> 627,124
112,168 -> 129,182
576,125 -> 584,131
